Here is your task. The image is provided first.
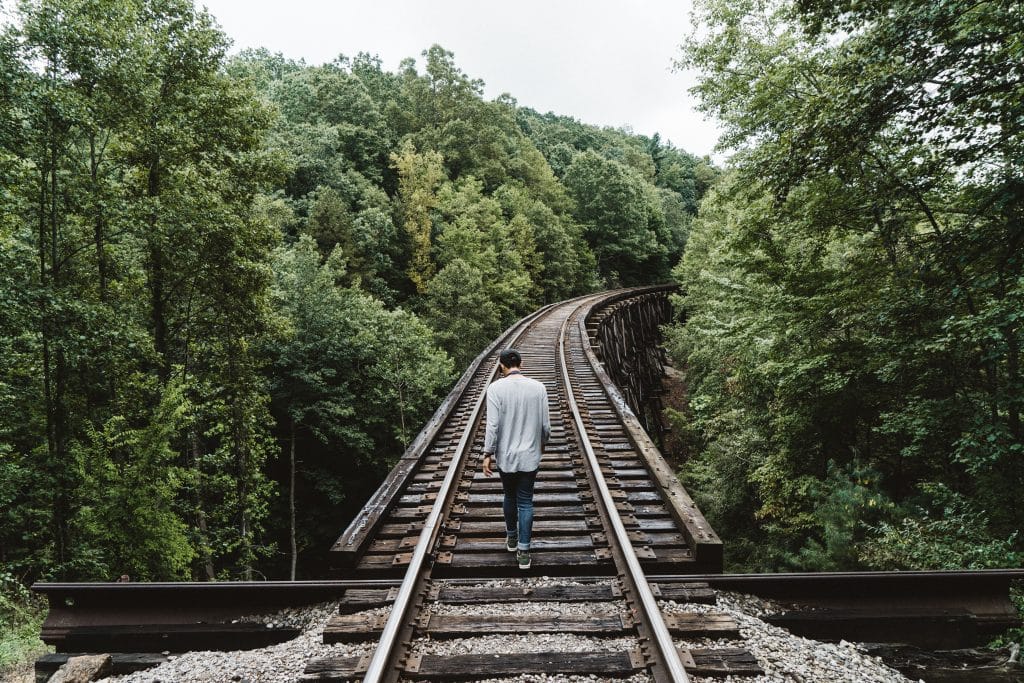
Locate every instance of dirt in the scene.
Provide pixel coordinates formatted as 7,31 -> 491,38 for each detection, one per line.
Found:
658,363 -> 691,468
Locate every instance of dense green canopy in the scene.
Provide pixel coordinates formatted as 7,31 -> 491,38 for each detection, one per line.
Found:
4,0 -> 1012,605
0,0 -> 711,585
668,0 -> 1023,571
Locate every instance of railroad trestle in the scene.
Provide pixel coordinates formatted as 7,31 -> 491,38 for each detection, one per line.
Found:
30,287 -> 1024,683
586,287 -> 674,441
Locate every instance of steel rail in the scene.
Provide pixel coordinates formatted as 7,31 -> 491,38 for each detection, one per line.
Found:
557,307 -> 691,683
333,296 -> 564,563
359,296 -> 590,683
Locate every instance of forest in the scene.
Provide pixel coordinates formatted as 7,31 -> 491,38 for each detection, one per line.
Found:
0,0 -> 1019,651
0,0 -> 715,607
664,0 -> 1023,573
1,0 -> 1022,668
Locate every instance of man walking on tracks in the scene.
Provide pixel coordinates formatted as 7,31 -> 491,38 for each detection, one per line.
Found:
481,349 -> 551,570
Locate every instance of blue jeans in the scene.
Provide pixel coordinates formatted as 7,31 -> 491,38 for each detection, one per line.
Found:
499,469 -> 537,551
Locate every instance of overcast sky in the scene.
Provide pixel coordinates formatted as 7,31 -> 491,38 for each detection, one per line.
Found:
199,0 -> 725,160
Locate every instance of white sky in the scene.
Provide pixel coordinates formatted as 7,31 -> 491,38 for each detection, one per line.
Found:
199,0 -> 725,160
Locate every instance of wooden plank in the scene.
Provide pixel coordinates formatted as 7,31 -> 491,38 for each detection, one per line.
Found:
388,506 -> 447,519
465,492 -> 586,505
425,613 -> 628,637
455,519 -> 591,535
637,518 -> 678,531
618,480 -> 660,489
468,470 -> 575,482
641,547 -> 695,564
303,655 -> 370,680
469,481 -> 580,493
456,504 -> 588,518
437,584 -> 619,604
686,647 -> 764,676
337,588 -> 393,613
357,540 -> 638,573
664,613 -> 740,638
626,491 -> 668,503
652,583 -> 717,605
368,538 -> 405,553
303,651 -> 641,680
606,458 -> 645,468
447,535 -> 596,552
431,551 -> 617,577
377,522 -> 421,536
351,555 -> 407,576
643,532 -> 690,546
324,613 -> 630,642
36,653 -> 167,678
608,468 -> 650,477
444,550 -> 612,569
631,504 -> 671,517
323,613 -> 386,642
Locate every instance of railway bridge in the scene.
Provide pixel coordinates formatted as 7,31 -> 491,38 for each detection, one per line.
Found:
329,285 -> 720,580
33,286 -> 1024,683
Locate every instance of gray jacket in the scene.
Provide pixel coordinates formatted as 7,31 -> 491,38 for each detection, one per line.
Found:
483,373 -> 551,472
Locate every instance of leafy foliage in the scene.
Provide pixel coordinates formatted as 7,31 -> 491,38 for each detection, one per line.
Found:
0,570 -> 48,673
0,3 -> 708,586
669,0 -> 1024,571
860,484 -> 1022,571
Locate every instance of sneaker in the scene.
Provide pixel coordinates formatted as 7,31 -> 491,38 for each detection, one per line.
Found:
505,533 -> 518,552
517,550 -> 531,570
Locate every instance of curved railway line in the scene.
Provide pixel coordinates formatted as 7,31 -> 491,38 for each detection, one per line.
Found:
32,286 -> 1024,683
312,286 -> 736,682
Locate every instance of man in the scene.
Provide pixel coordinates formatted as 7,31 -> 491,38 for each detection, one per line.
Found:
481,348 -> 551,570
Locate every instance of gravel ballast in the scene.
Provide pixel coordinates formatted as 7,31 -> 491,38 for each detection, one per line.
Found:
672,592 -> 917,683
89,584 -> 922,683
95,602 -> 375,683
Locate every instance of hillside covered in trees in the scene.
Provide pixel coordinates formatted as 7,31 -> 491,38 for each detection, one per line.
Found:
666,0 -> 1023,572
2,0 -> 1019,619
0,0 -> 715,589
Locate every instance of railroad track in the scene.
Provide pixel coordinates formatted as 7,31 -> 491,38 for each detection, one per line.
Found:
31,287 -> 1023,682
304,286 -> 746,682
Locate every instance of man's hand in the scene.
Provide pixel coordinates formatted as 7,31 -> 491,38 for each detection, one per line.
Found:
482,454 -> 494,477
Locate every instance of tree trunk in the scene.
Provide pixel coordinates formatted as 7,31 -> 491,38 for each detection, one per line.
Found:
290,418 -> 297,581
90,134 -> 108,301
47,132 -> 73,575
397,384 -> 408,450
38,164 -> 61,572
190,428 -> 216,581
146,163 -> 169,382
1005,326 -> 1021,441
232,368 -> 253,581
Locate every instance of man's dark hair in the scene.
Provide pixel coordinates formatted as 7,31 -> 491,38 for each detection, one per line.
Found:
499,349 -> 522,368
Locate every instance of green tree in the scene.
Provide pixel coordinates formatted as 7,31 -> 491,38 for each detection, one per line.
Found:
76,381 -> 195,580
563,150 -> 667,285
420,176 -> 538,365
861,483 -> 1022,570
669,0 -> 1024,570
422,259 -> 503,369
391,140 -> 445,293
493,183 -> 597,301
266,236 -> 451,578
1,0 -> 282,582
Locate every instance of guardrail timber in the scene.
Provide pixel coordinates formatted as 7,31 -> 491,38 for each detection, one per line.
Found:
581,287 -> 724,572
